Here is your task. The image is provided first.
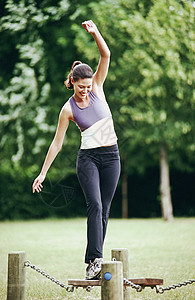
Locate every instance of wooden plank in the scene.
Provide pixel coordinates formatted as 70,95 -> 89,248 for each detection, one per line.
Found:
126,278 -> 164,286
68,279 -> 101,287
68,278 -> 163,288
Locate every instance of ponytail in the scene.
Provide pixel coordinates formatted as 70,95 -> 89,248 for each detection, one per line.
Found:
64,61 -> 82,90
64,61 -> 93,90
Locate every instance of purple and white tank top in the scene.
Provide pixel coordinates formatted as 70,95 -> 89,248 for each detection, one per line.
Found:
69,90 -> 117,149
69,90 -> 111,131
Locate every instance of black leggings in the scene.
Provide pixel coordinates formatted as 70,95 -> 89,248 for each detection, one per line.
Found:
76,144 -> 121,263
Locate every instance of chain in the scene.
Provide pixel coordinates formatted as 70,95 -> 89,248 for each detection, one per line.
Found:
112,258 -> 142,292
155,279 -> 195,294
123,278 -> 143,292
24,260 -> 195,295
24,260 -> 74,292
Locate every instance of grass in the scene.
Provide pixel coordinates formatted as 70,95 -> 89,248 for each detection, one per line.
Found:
0,218 -> 194,299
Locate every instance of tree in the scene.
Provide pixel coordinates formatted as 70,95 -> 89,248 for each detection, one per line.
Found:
117,0 -> 194,221
0,0 -> 79,178
0,0 -> 194,220
0,0 -> 105,179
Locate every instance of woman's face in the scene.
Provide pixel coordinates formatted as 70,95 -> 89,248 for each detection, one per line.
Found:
72,78 -> 92,100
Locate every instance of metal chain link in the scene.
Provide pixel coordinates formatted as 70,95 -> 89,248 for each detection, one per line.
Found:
24,260 -> 74,292
112,258 -> 142,292
24,260 -> 195,295
123,278 -> 143,292
155,279 -> 195,294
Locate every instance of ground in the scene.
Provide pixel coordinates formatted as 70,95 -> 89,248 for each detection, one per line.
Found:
0,218 -> 194,299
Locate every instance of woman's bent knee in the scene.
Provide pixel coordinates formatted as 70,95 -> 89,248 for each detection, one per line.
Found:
87,200 -> 102,216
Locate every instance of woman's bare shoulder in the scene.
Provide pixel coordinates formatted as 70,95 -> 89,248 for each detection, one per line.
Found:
61,99 -> 74,120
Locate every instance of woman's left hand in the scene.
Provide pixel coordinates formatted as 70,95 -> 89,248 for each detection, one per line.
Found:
82,20 -> 97,34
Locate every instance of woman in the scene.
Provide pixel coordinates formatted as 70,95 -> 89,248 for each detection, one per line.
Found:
32,20 -> 120,279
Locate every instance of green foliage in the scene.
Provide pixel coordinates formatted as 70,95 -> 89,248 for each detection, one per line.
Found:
75,0 -> 194,174
0,168 -> 87,220
0,167 -> 193,220
0,0 -> 76,177
1,0 -> 193,175
0,0 -> 194,220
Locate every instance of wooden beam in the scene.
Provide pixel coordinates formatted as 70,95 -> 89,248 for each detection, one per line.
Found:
68,279 -> 101,287
68,278 -> 163,288
125,278 -> 163,287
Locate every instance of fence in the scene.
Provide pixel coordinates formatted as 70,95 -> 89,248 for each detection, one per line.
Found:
7,249 -> 194,300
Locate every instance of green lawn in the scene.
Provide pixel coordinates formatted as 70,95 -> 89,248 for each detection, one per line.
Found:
0,218 -> 194,299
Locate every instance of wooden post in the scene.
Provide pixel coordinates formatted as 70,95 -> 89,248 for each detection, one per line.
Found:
111,248 -> 131,299
7,251 -> 26,300
101,261 -> 123,300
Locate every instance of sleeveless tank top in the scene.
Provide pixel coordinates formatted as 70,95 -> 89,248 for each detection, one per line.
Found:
69,90 -> 111,131
69,90 -> 118,149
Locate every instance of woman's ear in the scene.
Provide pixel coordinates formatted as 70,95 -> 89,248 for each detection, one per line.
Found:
71,77 -> 74,86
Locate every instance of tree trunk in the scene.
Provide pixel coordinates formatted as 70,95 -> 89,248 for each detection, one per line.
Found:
122,173 -> 128,218
160,143 -> 174,221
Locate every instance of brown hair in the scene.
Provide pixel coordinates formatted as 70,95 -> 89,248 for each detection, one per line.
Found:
64,61 -> 93,90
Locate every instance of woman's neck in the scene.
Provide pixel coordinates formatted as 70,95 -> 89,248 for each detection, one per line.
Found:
73,93 -> 90,108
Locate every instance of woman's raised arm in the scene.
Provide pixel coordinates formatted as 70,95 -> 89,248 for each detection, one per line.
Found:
82,20 -> 110,87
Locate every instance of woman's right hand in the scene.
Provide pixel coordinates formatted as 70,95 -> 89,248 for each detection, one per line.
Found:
82,20 -> 97,34
32,174 -> 45,193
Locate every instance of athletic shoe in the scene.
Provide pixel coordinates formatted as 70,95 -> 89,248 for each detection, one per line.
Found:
85,258 -> 103,280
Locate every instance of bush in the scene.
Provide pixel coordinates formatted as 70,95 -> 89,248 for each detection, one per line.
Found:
0,168 -> 194,220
